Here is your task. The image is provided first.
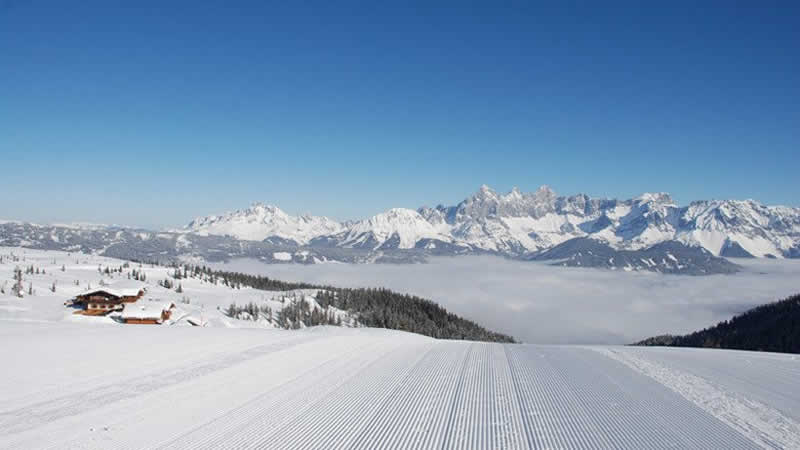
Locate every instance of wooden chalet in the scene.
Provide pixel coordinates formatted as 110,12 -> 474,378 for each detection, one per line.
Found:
74,281 -> 146,315
119,302 -> 175,325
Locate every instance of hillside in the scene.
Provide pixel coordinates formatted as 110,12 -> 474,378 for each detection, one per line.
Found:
201,267 -> 515,343
634,294 -> 800,353
0,247 -> 512,343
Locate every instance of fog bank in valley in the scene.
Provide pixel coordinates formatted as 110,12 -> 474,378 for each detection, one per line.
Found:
211,256 -> 800,344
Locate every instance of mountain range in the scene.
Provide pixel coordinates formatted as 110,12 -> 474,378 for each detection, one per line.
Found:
2,185 -> 798,275
183,185 -> 800,259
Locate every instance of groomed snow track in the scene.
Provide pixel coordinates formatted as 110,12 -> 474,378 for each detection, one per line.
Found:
1,323 -> 797,449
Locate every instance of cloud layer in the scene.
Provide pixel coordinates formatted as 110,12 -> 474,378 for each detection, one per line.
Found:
212,256 -> 800,344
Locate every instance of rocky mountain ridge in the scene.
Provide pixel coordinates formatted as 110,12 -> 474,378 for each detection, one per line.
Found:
2,185 -> 797,275
183,185 -> 800,260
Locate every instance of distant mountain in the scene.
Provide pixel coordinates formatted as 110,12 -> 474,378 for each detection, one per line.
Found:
180,185 -> 800,260
2,185 -> 798,275
528,238 -> 739,275
183,203 -> 343,245
634,294 -> 800,354
312,208 -> 457,250
171,185 -> 799,272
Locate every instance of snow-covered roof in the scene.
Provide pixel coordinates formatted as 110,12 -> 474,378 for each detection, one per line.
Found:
82,280 -> 146,298
120,302 -> 174,320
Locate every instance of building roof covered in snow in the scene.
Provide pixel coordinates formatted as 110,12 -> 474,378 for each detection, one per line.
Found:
81,280 -> 146,298
120,302 -> 174,320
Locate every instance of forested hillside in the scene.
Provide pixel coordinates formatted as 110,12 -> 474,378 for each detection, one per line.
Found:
200,266 -> 515,343
634,294 -> 800,353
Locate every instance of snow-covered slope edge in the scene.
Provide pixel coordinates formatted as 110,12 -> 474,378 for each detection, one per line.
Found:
598,348 -> 800,449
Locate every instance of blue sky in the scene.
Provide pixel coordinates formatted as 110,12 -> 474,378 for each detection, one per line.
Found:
1,1 -> 798,228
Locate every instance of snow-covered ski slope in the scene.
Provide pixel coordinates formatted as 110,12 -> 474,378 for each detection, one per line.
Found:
1,248 -> 798,448
2,322 -> 799,449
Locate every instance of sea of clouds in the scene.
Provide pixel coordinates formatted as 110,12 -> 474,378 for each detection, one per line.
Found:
211,256 -> 800,344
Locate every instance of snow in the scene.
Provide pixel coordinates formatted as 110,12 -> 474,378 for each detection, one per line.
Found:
119,302 -> 173,320
0,247 -> 799,448
599,347 -> 800,449
49,222 -> 113,230
273,251 -> 292,261
678,199 -> 800,257
182,203 -> 343,244
1,321 -> 796,448
499,213 -> 582,250
635,192 -> 676,206
82,279 -> 145,297
0,247 -> 356,329
339,208 -> 451,250
632,226 -> 677,248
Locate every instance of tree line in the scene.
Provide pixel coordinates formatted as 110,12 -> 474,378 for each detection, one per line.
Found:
634,293 -> 800,353
204,267 -> 515,343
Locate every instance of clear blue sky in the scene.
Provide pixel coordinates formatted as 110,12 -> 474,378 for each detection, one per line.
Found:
1,1 -> 798,228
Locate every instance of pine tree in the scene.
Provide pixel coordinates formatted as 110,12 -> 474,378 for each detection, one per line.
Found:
11,266 -> 23,298
225,302 -> 238,318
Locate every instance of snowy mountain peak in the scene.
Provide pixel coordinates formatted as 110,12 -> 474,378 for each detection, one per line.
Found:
360,208 -> 431,228
535,184 -> 556,196
333,207 -> 451,250
183,203 -> 343,244
383,207 -> 421,217
249,202 -> 278,210
255,202 -> 285,211
505,186 -> 523,200
474,184 -> 499,200
636,192 -> 675,206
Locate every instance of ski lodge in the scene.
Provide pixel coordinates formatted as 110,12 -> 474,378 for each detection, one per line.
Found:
74,280 -> 146,315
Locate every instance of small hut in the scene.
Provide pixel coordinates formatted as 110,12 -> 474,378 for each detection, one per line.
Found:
120,302 -> 175,325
